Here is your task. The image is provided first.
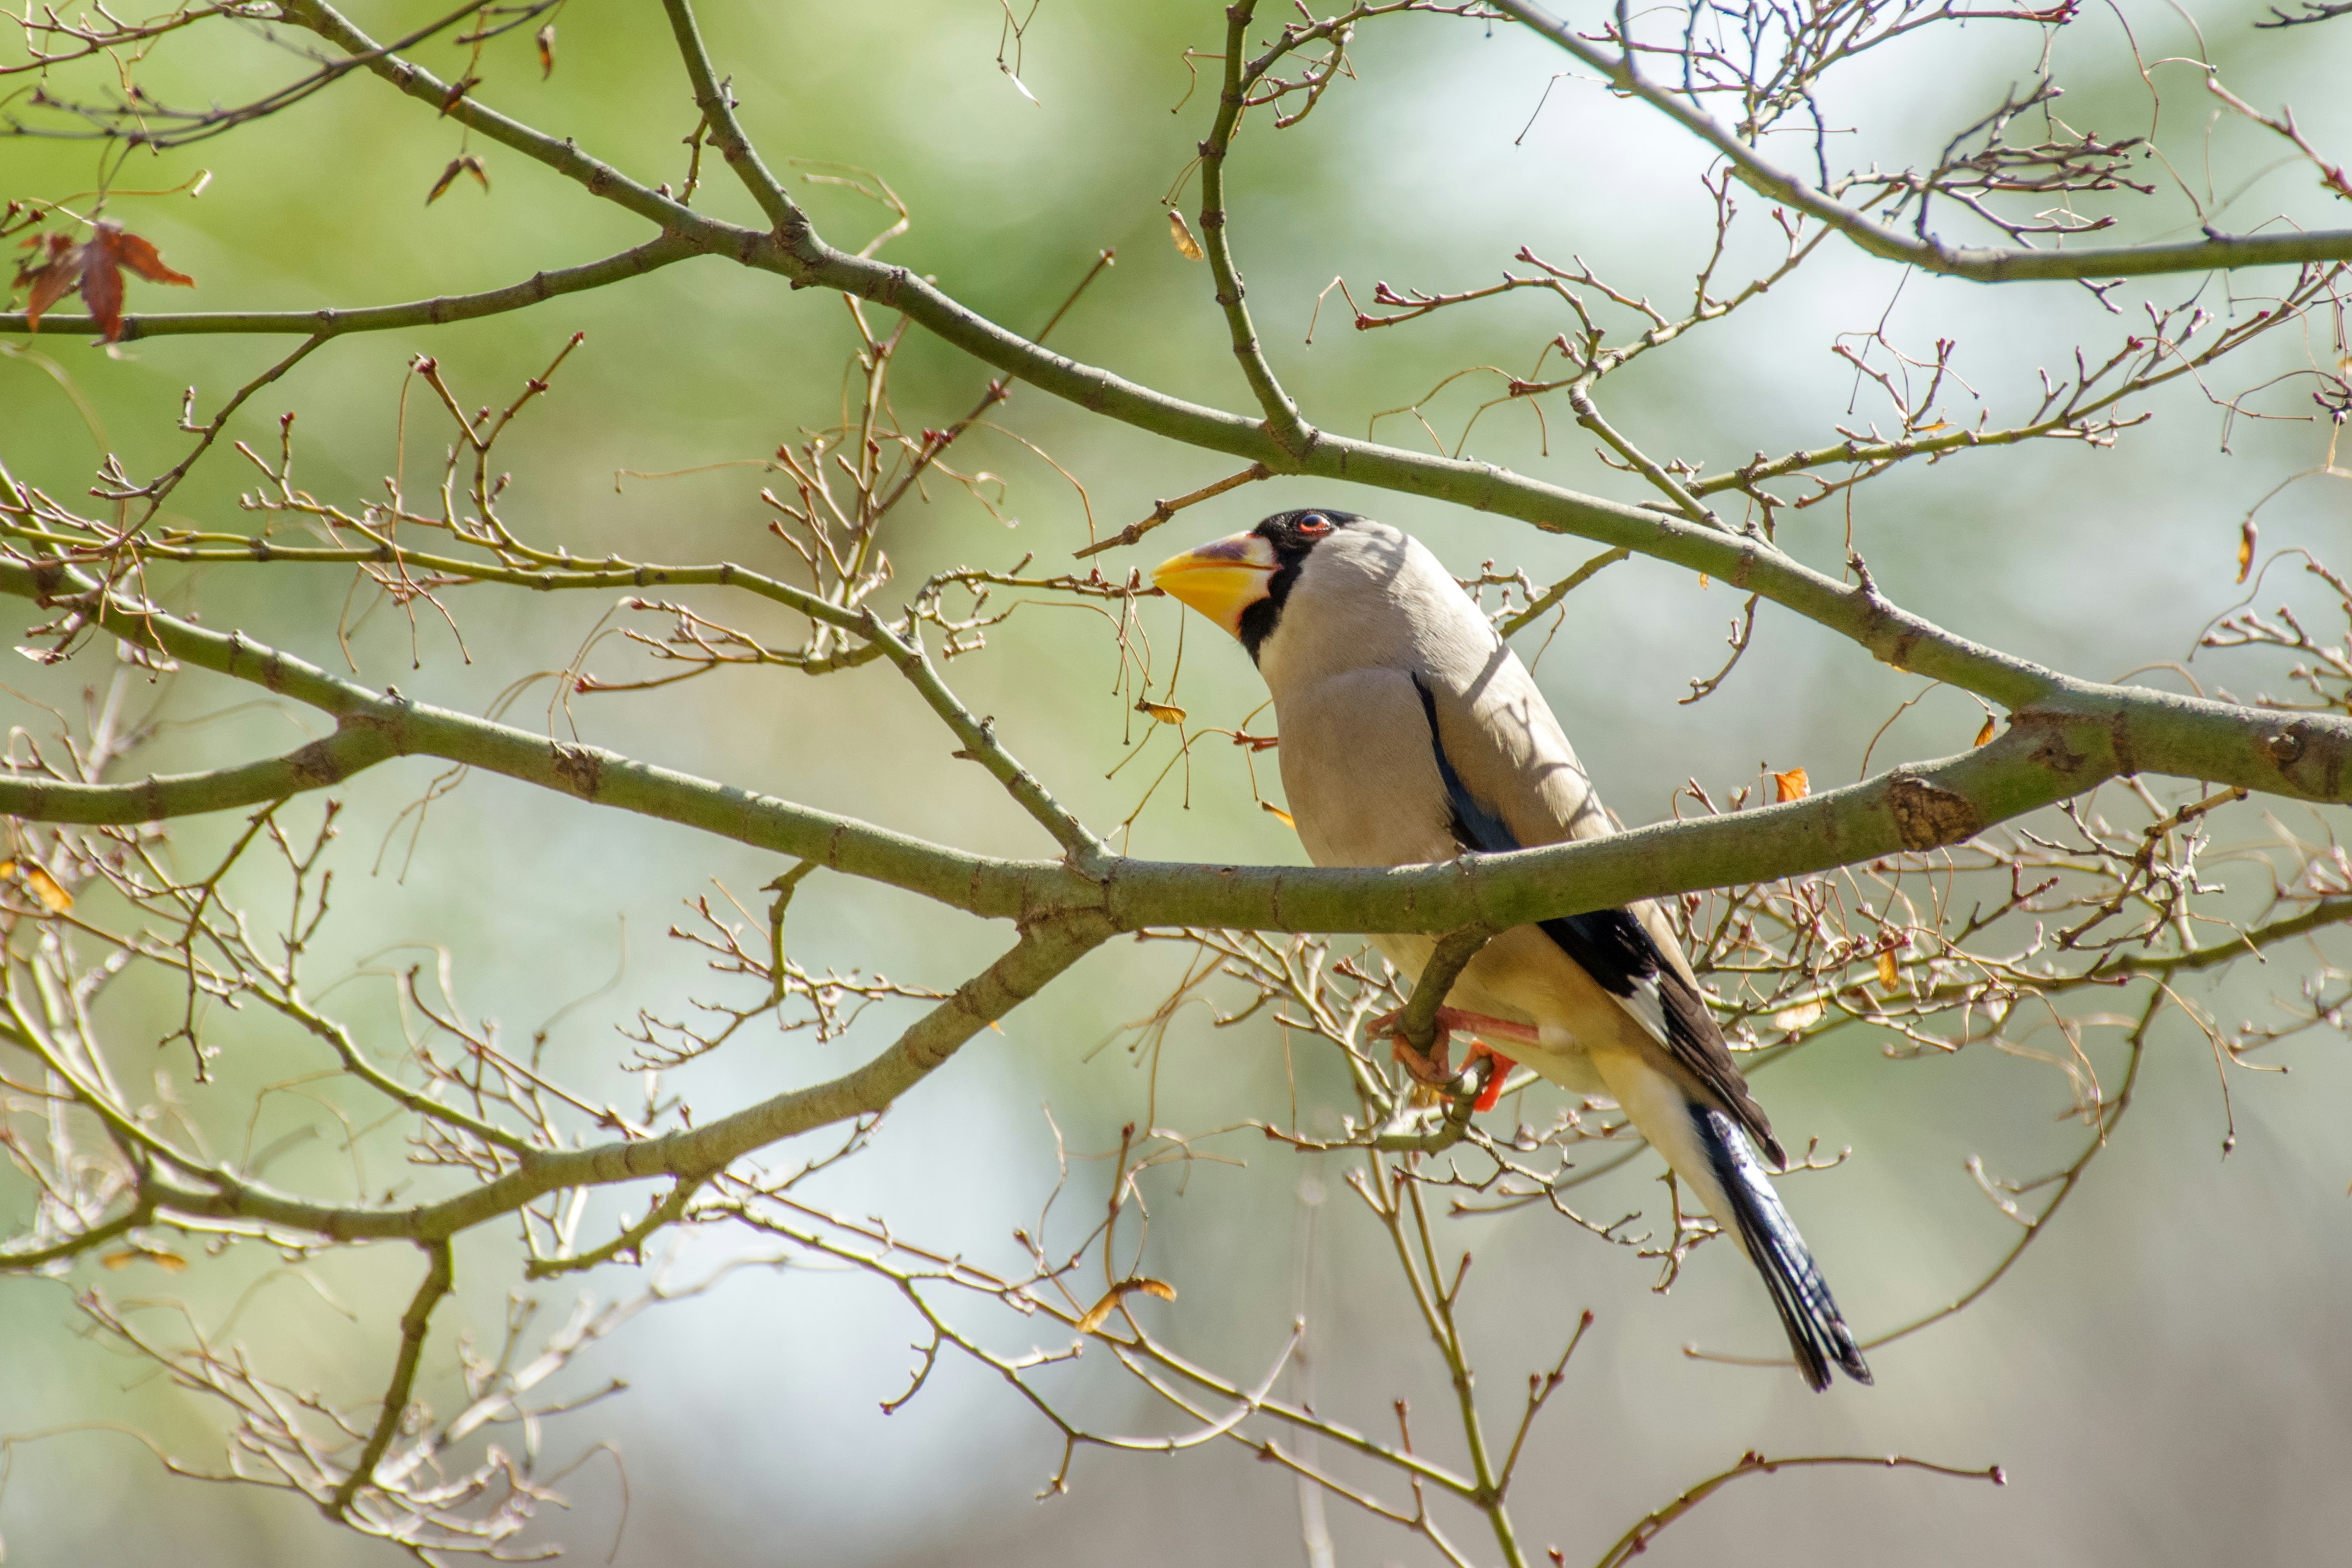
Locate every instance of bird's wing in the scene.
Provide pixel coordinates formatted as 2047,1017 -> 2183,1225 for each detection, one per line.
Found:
1411,673 -> 1784,1164
1591,1047 -> 1866,1389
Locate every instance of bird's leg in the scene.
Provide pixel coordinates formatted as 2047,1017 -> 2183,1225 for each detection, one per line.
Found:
1370,1005 -> 1538,1089
1369,1005 -> 1539,1110
1370,1003 -> 1463,1087
1462,1042 -> 1518,1113
1369,1005 -> 1456,1087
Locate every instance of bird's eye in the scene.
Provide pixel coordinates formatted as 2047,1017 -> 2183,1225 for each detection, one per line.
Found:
1296,513 -> 1332,536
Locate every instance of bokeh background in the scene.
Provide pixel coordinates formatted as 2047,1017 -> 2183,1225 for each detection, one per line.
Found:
4,1 -> 2350,1562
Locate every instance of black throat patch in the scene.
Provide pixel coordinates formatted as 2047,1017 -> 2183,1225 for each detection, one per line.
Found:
1238,508 -> 1362,663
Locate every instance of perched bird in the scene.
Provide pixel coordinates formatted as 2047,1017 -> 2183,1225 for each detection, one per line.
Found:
1152,508 -> 1871,1390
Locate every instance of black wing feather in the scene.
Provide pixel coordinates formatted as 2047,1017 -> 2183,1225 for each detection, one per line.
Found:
1409,674 -> 1784,1164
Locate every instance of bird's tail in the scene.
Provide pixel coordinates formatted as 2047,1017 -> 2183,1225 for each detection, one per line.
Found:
1691,1104 -> 1872,1391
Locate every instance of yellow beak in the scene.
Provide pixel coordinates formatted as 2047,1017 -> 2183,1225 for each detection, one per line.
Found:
1151,531 -> 1277,639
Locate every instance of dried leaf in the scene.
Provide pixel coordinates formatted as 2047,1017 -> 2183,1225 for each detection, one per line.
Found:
428,155 -> 492,205
107,227 -> 194,287
1698,573 -> 1710,589
14,232 -> 79,330
100,1245 -> 187,1272
1974,715 -> 1997,747
1134,698 -> 1187,725
1167,210 -> 1203,261
13,223 -> 195,341
439,74 -> 481,115
1772,767 -> 1809,803
1076,1276 -> 1177,1333
1875,948 -> 1900,992
1771,998 -> 1826,1033
1259,800 -> 1295,829
2237,519 -> 2257,584
0,858 -> 72,914
536,22 -> 556,78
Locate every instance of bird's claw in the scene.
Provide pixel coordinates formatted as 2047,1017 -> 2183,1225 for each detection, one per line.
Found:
1370,1006 -> 1520,1112
1369,1006 -> 1456,1086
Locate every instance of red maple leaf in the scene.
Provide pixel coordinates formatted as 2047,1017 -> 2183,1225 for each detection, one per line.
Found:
13,221 -> 195,341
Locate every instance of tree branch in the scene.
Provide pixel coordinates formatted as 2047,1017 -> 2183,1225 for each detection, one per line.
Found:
1493,0 -> 2352,282
0,725 -> 393,822
1200,0 -> 1319,458
328,1238 -> 454,1517
0,236 -> 696,341
145,910 -> 1115,1242
5,559 -> 2351,944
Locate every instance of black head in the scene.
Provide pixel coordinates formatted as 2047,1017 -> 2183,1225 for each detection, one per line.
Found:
1238,508 -> 1362,659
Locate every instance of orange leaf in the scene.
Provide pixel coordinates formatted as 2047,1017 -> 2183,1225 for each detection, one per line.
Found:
1167,210 -> 1203,261
1074,1276 -> 1177,1335
537,22 -> 557,78
2237,519 -> 2257,585
31,223 -> 199,342
1259,800 -> 1295,829
1771,767 -> 1809,803
1974,715 -> 1996,747
0,858 -> 72,914
1133,697 -> 1187,726
100,1245 -> 187,1272
107,227 -> 194,287
1875,948 -> 1900,992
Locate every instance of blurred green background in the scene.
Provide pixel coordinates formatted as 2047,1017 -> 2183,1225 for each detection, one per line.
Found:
4,1 -> 2350,1562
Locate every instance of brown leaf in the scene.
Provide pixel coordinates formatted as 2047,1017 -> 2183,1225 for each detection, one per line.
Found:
1771,767 -> 1809,803
107,227 -> 194,287
1075,1276 -> 1178,1334
20,224 -> 197,341
537,22 -> 557,78
1874,947 -> 1900,992
15,232 -> 80,328
1259,800 -> 1295,829
1167,210 -> 1203,262
439,74 -> 482,115
0,858 -> 72,914
1974,715 -> 1996,747
2237,519 -> 2257,584
428,155 -> 492,205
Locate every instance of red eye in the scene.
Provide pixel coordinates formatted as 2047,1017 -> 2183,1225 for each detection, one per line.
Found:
1297,513 -> 1332,535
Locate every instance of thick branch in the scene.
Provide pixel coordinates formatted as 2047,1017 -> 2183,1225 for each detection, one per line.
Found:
0,725 -> 393,822
1199,0 -> 1318,457
0,554 -> 1062,919
146,910 -> 1114,1242
6,560 -> 2351,944
0,236 -> 695,341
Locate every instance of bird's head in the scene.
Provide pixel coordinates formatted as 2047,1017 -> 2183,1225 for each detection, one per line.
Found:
1152,508 -> 1364,659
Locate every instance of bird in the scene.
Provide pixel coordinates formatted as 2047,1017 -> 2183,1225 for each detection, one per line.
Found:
1150,508 -> 1871,1390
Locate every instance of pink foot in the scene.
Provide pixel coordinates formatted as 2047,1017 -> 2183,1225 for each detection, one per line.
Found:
1370,1006 -> 1531,1109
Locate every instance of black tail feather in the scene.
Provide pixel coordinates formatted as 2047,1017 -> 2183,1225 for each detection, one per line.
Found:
1692,1105 -> 1871,1391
